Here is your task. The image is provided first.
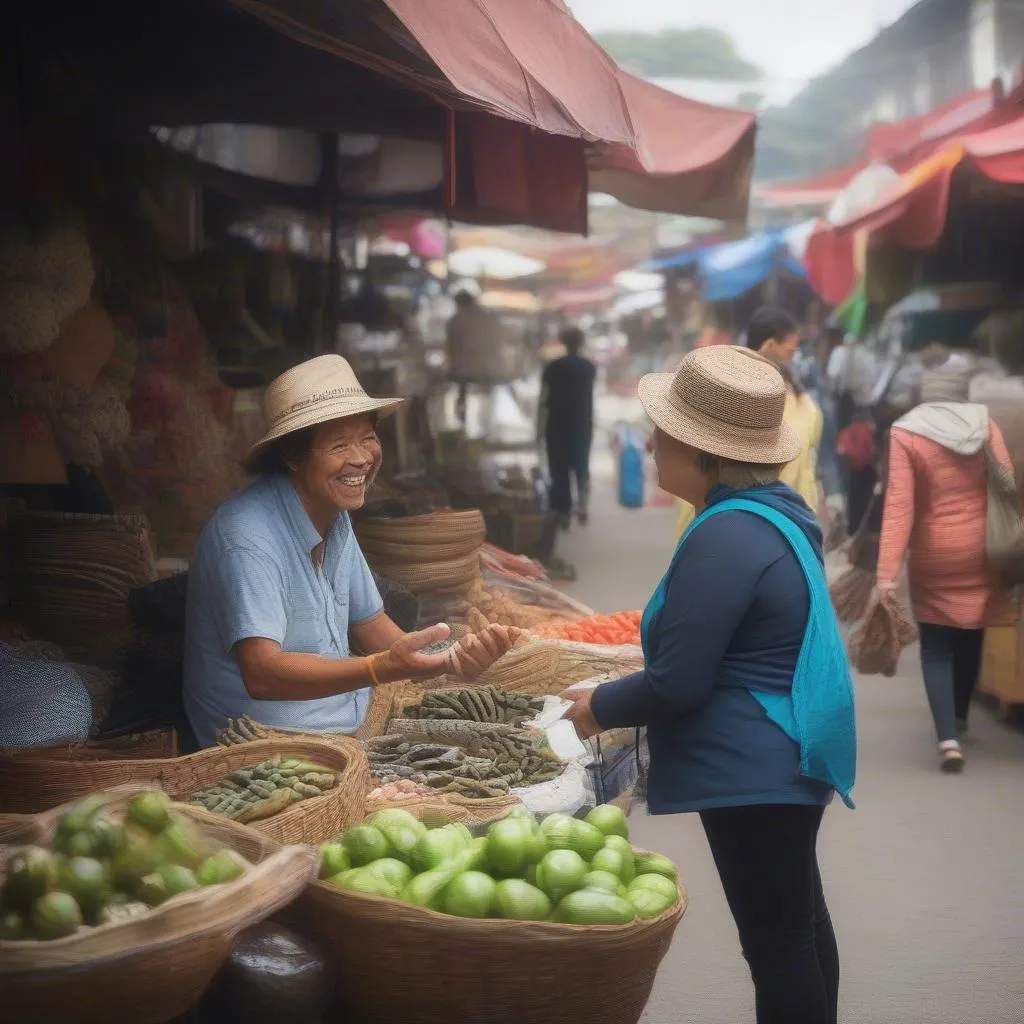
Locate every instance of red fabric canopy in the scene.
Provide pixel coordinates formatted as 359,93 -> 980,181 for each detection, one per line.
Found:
234,0 -> 755,226
759,87 -> 997,211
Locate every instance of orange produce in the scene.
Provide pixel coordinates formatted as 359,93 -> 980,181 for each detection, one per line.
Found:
532,610 -> 642,646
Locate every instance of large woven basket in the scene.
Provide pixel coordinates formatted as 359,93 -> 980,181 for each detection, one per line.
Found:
5,728 -> 178,762
292,855 -> 686,1024
367,550 -> 481,595
0,789 -> 316,1024
0,739 -> 370,842
356,509 -> 485,546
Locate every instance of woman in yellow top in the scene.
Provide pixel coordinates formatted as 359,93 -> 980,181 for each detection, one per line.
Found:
675,307 -> 824,540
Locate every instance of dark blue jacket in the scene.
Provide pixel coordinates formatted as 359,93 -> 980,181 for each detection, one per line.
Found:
591,484 -> 833,813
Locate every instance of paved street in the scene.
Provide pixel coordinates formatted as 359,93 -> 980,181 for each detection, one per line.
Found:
550,430 -> 1024,1024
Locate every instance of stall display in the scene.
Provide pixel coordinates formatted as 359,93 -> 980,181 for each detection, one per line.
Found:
0,789 -> 315,1024
533,610 -> 643,646
296,805 -> 684,1024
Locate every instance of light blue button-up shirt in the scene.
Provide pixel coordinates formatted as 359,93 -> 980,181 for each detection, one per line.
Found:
183,473 -> 383,748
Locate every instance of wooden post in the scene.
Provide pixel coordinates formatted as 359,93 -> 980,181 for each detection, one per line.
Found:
321,132 -> 341,356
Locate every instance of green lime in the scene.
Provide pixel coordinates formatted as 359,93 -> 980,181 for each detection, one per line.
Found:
535,849 -> 588,904
442,871 -> 497,919
494,878 -> 552,921
342,825 -> 392,866
57,857 -> 110,920
127,792 -> 172,834
3,847 -> 59,911
554,888 -> 636,925
585,804 -> 630,840
197,850 -> 248,887
31,891 -> 83,939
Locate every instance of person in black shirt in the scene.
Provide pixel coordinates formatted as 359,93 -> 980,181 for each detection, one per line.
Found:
539,327 -> 597,528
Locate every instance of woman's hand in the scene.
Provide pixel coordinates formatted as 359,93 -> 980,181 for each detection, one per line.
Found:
448,625 -> 522,679
558,686 -> 602,740
876,581 -> 899,609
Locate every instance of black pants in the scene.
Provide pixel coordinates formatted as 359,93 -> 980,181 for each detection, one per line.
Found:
546,434 -> 591,518
700,804 -> 839,1024
918,623 -> 984,742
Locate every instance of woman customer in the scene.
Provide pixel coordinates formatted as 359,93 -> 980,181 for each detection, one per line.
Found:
183,354 -> 517,750
673,306 -> 825,542
563,346 -> 856,1024
876,364 -> 1016,771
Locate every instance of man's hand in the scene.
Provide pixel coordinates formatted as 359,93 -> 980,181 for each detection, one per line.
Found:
448,625 -> 522,679
379,624 -> 460,682
557,685 -> 602,741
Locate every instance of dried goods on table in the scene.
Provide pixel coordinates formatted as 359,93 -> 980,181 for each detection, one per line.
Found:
189,756 -> 338,823
532,610 -> 643,646
401,686 -> 545,725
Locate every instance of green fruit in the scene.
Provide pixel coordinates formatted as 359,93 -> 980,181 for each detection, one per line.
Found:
523,863 -> 538,886
127,792 -> 172,834
535,849 -> 588,904
367,808 -> 427,838
600,837 -> 636,883
366,858 -> 414,890
582,870 -> 628,897
31,891 -> 84,939
57,857 -> 110,919
628,873 -> 678,902
90,817 -> 127,859
332,867 -> 401,899
494,879 -> 552,921
55,829 -> 100,859
414,829 -> 464,872
504,806 -> 537,827
568,820 -> 606,861
585,804 -> 630,840
318,842 -> 352,880
486,819 -> 530,877
443,871 -> 497,919
447,823 -> 474,846
55,794 -> 109,839
628,887 -> 676,921
0,910 -> 25,940
590,847 -> 630,883
136,872 -> 171,907
539,813 -> 576,850
111,826 -> 159,889
158,864 -> 199,898
634,853 -> 677,881
4,848 -> 59,911
197,850 -> 247,887
342,825 -> 392,866
555,889 -> 636,926
152,818 -> 206,870
462,837 -> 489,872
524,830 -> 549,865
372,821 -> 424,864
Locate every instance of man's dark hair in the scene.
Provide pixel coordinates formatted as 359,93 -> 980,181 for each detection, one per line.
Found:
453,290 -> 476,308
746,306 -> 799,352
248,428 -> 312,476
560,327 -> 585,355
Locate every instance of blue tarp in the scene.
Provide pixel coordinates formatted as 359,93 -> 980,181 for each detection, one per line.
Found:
643,226 -> 809,303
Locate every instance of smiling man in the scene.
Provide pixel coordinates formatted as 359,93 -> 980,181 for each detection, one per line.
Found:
183,354 -> 516,749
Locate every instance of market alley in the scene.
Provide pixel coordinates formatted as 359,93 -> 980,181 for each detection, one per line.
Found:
555,450 -> 1024,1024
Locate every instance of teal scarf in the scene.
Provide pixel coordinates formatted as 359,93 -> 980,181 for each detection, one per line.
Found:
641,492 -> 857,808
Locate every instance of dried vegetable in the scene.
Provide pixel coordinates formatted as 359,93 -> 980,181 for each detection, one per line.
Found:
188,756 -> 337,823
532,610 -> 642,646
400,687 -> 545,725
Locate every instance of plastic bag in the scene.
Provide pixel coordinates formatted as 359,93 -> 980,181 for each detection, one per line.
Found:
617,428 -> 645,509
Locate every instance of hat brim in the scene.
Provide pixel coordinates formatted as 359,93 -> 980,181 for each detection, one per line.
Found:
638,372 -> 802,465
243,394 -> 403,472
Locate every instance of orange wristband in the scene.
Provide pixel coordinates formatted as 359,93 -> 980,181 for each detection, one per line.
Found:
366,653 -> 382,686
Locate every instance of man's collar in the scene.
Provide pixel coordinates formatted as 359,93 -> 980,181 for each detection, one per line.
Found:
270,474 -> 341,557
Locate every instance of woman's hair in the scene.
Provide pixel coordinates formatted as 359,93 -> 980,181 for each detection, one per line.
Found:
745,306 -> 799,352
696,451 -> 783,488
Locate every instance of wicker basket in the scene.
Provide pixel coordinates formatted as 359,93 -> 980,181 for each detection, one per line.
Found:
358,535 -> 483,563
0,790 -> 316,1024
5,728 -> 178,762
365,550 -> 481,595
0,739 -> 370,843
356,509 -> 485,546
291,854 -> 686,1024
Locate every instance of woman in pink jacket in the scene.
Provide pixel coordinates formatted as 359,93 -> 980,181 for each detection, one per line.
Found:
877,367 -> 1016,772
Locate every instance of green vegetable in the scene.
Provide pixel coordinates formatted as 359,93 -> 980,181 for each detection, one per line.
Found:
568,820 -> 606,861
535,850 -> 588,904
486,819 -> 531,877
600,836 -> 636,883
627,887 -> 676,920
54,794 -> 109,840
342,825 -> 392,866
554,889 -> 636,926
581,870 -> 628,898
443,871 -> 497,919
366,858 -> 414,890
633,852 -> 677,881
31,891 -> 84,939
539,813 -> 576,851
136,872 -> 170,907
158,864 -> 199,898
494,879 -> 552,921
197,850 -> 248,887
151,817 -> 206,870
127,792 -> 172,834
332,867 -> 402,899
584,804 -> 630,840
628,873 -> 678,902
589,847 -> 631,884
0,910 -> 25,940
57,857 -> 110,920
369,809 -> 425,863
3,847 -> 59,911
414,828 -> 464,872
318,842 -> 352,880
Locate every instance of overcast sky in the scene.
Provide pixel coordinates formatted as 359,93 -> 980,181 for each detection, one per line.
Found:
570,0 -> 920,87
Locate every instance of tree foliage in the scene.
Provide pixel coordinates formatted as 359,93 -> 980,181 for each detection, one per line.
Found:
593,27 -> 762,80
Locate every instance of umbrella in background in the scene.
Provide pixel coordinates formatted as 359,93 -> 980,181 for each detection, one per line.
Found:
447,247 -> 546,280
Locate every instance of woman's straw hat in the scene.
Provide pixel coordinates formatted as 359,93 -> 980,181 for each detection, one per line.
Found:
638,346 -> 801,465
246,354 -> 402,467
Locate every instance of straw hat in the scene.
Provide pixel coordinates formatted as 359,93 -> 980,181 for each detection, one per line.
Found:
637,345 -> 801,465
245,355 -> 402,467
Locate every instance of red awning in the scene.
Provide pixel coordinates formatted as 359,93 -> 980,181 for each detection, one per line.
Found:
758,86 -> 998,211
234,0 -> 755,225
